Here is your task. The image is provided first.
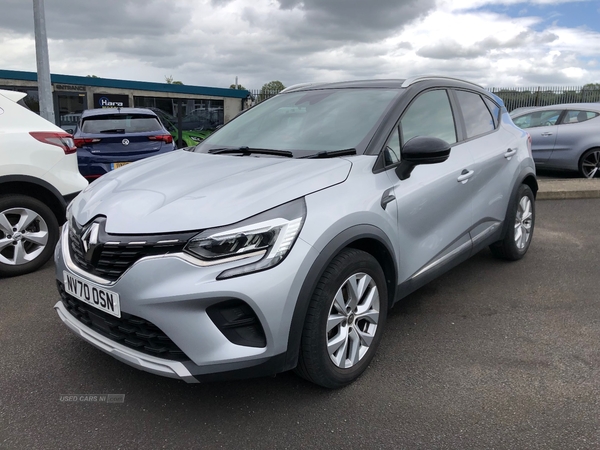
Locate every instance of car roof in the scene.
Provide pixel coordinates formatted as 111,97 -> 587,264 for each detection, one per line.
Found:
280,77 -> 500,105
81,107 -> 158,118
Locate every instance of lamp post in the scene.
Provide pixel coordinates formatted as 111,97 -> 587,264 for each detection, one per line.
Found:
33,0 -> 55,124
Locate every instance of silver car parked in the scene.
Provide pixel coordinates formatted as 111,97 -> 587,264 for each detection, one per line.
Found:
54,77 -> 537,388
511,103 -> 600,178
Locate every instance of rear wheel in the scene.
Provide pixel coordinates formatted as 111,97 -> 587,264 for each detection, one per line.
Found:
579,148 -> 600,178
490,184 -> 535,261
295,249 -> 388,388
0,195 -> 59,277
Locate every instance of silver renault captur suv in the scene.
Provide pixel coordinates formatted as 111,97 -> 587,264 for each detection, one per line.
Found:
54,77 -> 537,388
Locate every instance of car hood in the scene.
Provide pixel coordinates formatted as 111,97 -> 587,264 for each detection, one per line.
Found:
71,150 -> 352,233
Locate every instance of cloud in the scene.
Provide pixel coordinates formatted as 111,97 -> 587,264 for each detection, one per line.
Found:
417,30 -> 559,59
273,0 -> 437,42
0,0 -> 191,39
0,0 -> 599,89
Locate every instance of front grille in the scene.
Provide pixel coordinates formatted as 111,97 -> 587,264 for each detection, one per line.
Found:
58,282 -> 190,361
68,217 -> 196,281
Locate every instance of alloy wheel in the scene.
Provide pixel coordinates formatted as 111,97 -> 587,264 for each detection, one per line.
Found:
0,207 -> 49,266
581,150 -> 600,178
326,272 -> 380,369
514,196 -> 533,250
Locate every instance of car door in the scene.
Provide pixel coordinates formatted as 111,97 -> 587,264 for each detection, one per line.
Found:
383,89 -> 475,284
512,109 -> 563,163
549,109 -> 600,169
451,90 -> 520,243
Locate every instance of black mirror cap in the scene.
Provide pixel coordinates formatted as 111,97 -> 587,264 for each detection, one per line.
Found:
394,136 -> 452,181
402,136 -> 451,165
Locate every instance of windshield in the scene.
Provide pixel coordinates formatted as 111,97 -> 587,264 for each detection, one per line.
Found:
194,88 -> 401,156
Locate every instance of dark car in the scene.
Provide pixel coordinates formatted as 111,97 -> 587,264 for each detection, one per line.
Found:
74,108 -> 175,181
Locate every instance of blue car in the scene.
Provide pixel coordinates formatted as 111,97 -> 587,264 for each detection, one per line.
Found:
74,108 -> 175,181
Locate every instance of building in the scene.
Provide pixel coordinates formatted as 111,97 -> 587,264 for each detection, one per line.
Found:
0,69 -> 250,133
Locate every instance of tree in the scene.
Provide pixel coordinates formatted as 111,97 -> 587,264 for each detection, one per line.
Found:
86,75 -> 98,78
582,83 -> 600,91
229,84 -> 247,90
259,80 -> 285,102
165,75 -> 183,85
260,80 -> 285,94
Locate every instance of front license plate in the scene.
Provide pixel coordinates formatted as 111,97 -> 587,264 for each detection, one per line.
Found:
111,162 -> 130,170
63,271 -> 121,318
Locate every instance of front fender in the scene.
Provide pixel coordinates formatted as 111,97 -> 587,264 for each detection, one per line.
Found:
283,224 -> 396,371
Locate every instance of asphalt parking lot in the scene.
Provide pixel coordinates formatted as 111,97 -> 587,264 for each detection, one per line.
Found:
1,198 -> 599,449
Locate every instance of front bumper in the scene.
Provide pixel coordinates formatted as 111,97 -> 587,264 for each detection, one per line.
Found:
54,223 -> 319,381
55,301 -> 198,382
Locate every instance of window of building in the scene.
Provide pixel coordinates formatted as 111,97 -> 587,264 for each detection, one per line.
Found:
134,96 -> 225,128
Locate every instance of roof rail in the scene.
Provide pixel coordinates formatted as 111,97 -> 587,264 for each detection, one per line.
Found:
401,76 -> 483,89
280,82 -> 324,93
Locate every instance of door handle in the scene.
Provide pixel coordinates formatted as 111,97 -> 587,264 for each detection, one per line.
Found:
540,132 -> 553,137
504,148 -> 518,159
380,187 -> 395,210
457,169 -> 474,183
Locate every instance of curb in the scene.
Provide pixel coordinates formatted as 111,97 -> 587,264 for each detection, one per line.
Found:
537,179 -> 600,200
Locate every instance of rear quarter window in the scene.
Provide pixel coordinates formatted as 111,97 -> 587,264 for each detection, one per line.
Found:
81,114 -> 163,134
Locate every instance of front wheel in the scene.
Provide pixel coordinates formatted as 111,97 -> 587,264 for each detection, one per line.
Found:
489,184 -> 535,260
0,195 -> 59,277
295,249 -> 388,388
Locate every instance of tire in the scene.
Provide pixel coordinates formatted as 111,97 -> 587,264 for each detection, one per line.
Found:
295,248 -> 388,388
489,184 -> 535,261
579,148 -> 600,179
0,195 -> 59,277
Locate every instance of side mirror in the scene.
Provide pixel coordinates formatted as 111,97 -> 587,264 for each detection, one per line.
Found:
395,136 -> 451,180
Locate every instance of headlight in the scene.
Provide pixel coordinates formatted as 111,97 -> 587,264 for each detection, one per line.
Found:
184,198 -> 306,279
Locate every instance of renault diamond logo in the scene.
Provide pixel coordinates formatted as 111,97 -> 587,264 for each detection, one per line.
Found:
81,222 -> 101,263
122,138 -> 130,146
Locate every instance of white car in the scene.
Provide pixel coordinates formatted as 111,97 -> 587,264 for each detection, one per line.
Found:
0,89 -> 88,277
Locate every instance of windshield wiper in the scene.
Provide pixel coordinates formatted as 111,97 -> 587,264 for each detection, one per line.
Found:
99,128 -> 126,134
301,148 -> 357,159
208,147 -> 293,158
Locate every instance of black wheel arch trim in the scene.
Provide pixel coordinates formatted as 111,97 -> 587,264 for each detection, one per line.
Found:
498,169 -> 537,241
283,224 -> 397,372
0,174 -> 74,222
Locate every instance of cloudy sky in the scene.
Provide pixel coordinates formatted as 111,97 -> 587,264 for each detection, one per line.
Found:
1,0 -> 599,90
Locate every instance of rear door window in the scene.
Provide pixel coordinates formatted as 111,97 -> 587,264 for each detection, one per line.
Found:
455,90 -> 495,138
81,114 -> 163,134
